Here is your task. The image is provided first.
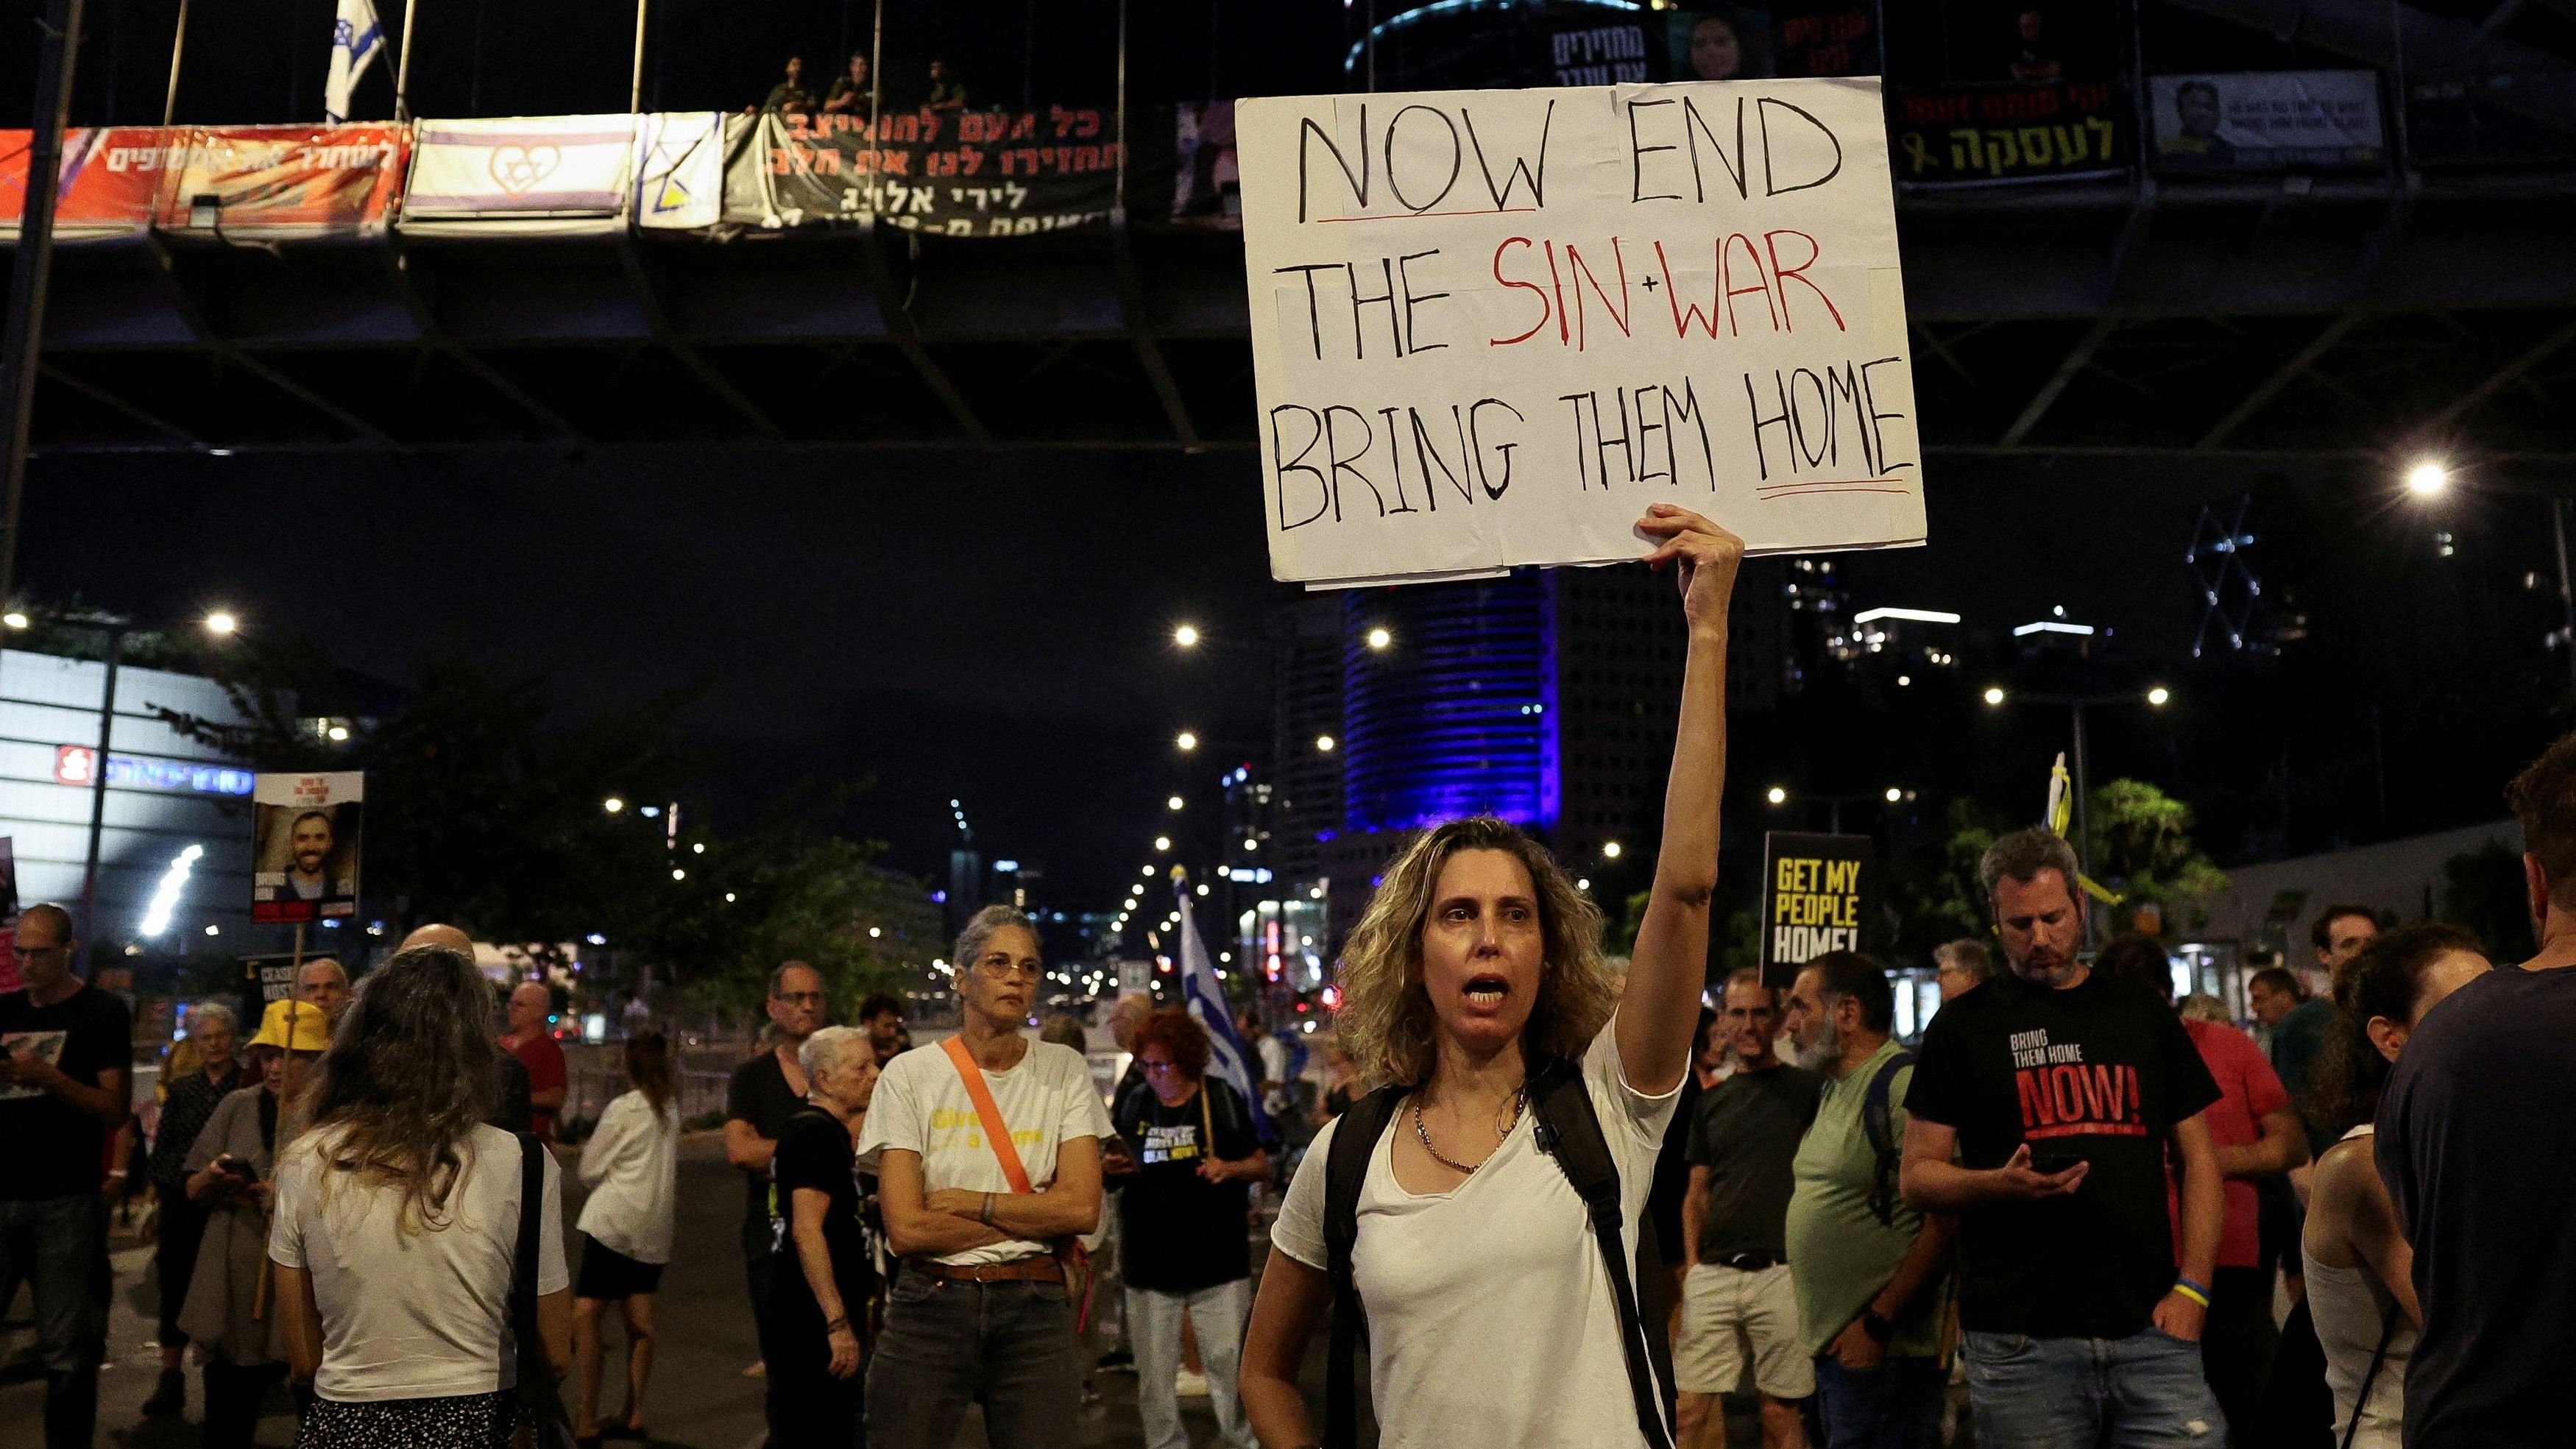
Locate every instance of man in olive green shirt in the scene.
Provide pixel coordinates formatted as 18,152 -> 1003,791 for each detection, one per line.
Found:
1783,953 -> 1956,1449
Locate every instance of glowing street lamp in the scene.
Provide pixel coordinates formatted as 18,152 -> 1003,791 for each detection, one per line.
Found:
1983,687 -> 2007,706
1766,784 -> 1788,806
1602,840 -> 1623,860
2147,686 -> 2171,706
1365,626 -> 1393,651
1314,734 -> 1337,753
1883,786 -> 1903,803
2405,459 -> 2449,497
202,610 -> 239,635
1172,623 -> 1202,648
1154,835 -> 1172,852
1175,730 -> 1199,751
604,796 -> 626,814
1167,795 -> 1185,812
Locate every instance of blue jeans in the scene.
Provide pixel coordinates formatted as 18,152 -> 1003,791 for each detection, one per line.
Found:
863,1273 -> 1083,1449
1961,1328 -> 2227,1448
1127,1279 -> 1256,1449
0,1192 -> 107,1449
1814,1354 -> 1946,1449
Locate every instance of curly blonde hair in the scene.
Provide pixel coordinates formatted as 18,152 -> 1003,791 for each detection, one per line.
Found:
1334,817 -> 1616,1088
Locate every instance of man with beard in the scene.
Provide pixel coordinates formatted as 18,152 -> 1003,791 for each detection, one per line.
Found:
1675,969 -> 1822,1449
1900,828 -> 2226,1445
283,811 -> 336,900
1781,953 -> 1954,1449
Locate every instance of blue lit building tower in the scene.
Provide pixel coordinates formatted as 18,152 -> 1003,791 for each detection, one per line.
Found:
1340,575 -> 1554,834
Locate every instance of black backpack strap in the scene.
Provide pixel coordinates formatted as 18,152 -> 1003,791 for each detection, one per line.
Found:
1322,1084 -> 1406,1449
1526,1057 -> 1674,1449
1860,1050 -> 1916,1227
511,1133 -> 544,1387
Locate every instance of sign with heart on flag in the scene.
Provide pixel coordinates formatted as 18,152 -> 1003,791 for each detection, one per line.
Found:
402,115 -> 636,234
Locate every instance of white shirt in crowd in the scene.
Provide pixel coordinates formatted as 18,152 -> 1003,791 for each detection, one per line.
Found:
854,1035 -> 1114,1267
1272,1019 -> 1679,1449
576,1088 -> 680,1265
269,1121 -> 570,1403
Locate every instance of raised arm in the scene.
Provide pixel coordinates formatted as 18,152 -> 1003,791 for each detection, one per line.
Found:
1618,504 -> 1744,1095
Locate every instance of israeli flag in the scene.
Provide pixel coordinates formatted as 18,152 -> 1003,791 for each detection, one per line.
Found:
325,0 -> 385,124
1175,876 -> 1273,1144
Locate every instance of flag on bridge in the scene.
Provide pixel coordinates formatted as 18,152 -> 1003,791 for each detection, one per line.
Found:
1173,873 -> 1273,1144
325,0 -> 386,124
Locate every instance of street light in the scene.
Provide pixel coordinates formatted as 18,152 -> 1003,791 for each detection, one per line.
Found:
1883,786 -> 1903,803
1,610 -> 25,629
1154,835 -> 1172,852
1602,840 -> 1623,859
1315,734 -> 1337,753
1167,794 -> 1185,811
1766,784 -> 1788,806
604,796 -> 626,814
2405,459 -> 2449,497
203,610 -> 238,635
2147,685 -> 2171,706
1175,730 -> 1199,751
1983,686 -> 2007,706
1173,623 -> 1201,648
1365,626 -> 1393,651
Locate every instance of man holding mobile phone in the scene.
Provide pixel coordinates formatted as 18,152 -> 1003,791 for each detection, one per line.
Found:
1897,829 -> 2228,1446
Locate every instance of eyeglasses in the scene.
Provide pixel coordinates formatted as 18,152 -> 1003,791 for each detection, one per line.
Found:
974,958 -> 1041,981
771,991 -> 827,1006
1138,1059 -> 1183,1074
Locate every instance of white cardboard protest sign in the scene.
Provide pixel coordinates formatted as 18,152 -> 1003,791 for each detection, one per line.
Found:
1239,79 -> 1924,587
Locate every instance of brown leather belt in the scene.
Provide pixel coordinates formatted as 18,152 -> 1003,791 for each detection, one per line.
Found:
905,1255 -> 1064,1284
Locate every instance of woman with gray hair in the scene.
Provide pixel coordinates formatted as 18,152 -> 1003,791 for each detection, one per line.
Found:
141,999 -> 241,1419
759,1023 -> 880,1448
269,945 -> 573,1447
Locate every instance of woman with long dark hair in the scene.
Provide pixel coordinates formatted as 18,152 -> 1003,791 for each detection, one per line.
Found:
1239,506 -> 1741,1449
269,945 -> 573,1448
2301,924 -> 2489,1449
573,1029 -> 682,1445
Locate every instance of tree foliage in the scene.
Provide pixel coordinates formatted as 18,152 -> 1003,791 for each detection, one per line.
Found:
2086,779 -> 2229,932
157,642 -> 925,1018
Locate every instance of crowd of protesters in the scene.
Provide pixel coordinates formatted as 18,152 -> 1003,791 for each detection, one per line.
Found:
4,510 -> 2573,1449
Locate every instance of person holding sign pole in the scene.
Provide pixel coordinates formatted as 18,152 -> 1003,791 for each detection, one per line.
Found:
1240,503 -> 1742,1449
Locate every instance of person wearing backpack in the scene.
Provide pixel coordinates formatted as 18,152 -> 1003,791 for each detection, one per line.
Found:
1781,952 -> 1956,1449
1239,503 -> 1744,1449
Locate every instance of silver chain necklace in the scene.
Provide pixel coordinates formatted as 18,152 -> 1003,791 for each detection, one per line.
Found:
1412,1088 -> 1526,1175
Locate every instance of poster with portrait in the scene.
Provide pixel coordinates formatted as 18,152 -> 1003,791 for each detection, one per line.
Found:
252,772 -> 364,923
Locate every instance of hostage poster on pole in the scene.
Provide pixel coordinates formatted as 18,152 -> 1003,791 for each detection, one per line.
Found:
251,772 -> 364,923
1760,830 -> 1873,986
1238,79 -> 1924,588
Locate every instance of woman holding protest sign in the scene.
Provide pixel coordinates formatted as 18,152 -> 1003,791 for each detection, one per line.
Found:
1239,503 -> 1740,1449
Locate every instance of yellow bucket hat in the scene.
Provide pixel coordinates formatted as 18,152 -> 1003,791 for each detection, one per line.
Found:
249,997 -> 332,1053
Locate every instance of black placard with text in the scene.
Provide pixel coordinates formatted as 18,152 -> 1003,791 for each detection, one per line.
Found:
1760,830 -> 1874,985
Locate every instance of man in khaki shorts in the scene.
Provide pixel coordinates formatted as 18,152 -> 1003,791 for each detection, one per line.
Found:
1677,969 -> 1822,1449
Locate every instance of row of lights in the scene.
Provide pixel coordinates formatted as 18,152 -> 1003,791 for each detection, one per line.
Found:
1171,622 -> 1393,653
5,609 -> 238,634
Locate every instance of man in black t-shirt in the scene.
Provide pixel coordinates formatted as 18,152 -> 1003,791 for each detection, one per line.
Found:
1901,829 -> 2226,1446
1114,1010 -> 1267,1449
726,962 -> 829,1378
1676,971 -> 1822,1449
0,903 -> 132,1449
2378,736 -> 2576,1445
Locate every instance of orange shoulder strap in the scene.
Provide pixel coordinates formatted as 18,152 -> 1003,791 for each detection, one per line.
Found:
941,1035 -> 1035,1194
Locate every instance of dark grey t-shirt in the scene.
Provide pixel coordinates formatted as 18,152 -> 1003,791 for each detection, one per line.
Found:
1684,1063 -> 1822,1260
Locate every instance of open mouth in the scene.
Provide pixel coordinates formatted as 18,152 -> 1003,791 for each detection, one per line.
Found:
1462,974 -> 1511,1010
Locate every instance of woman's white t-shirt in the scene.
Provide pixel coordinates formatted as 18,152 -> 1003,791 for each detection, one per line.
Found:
576,1090 -> 679,1264
1271,1018 -> 1682,1449
853,1035 -> 1115,1267
269,1121 -> 570,1402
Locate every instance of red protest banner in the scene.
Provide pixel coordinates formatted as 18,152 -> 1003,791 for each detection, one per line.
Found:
153,124 -> 410,238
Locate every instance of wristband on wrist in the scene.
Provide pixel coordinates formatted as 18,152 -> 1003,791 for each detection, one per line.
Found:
980,1191 -> 996,1227
2169,1278 -> 2210,1309
824,1314 -> 850,1335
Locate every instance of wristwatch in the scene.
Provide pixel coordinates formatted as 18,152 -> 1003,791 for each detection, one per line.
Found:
1860,1309 -> 1895,1345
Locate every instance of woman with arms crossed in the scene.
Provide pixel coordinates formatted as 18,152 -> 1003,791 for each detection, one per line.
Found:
1239,503 -> 1741,1449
